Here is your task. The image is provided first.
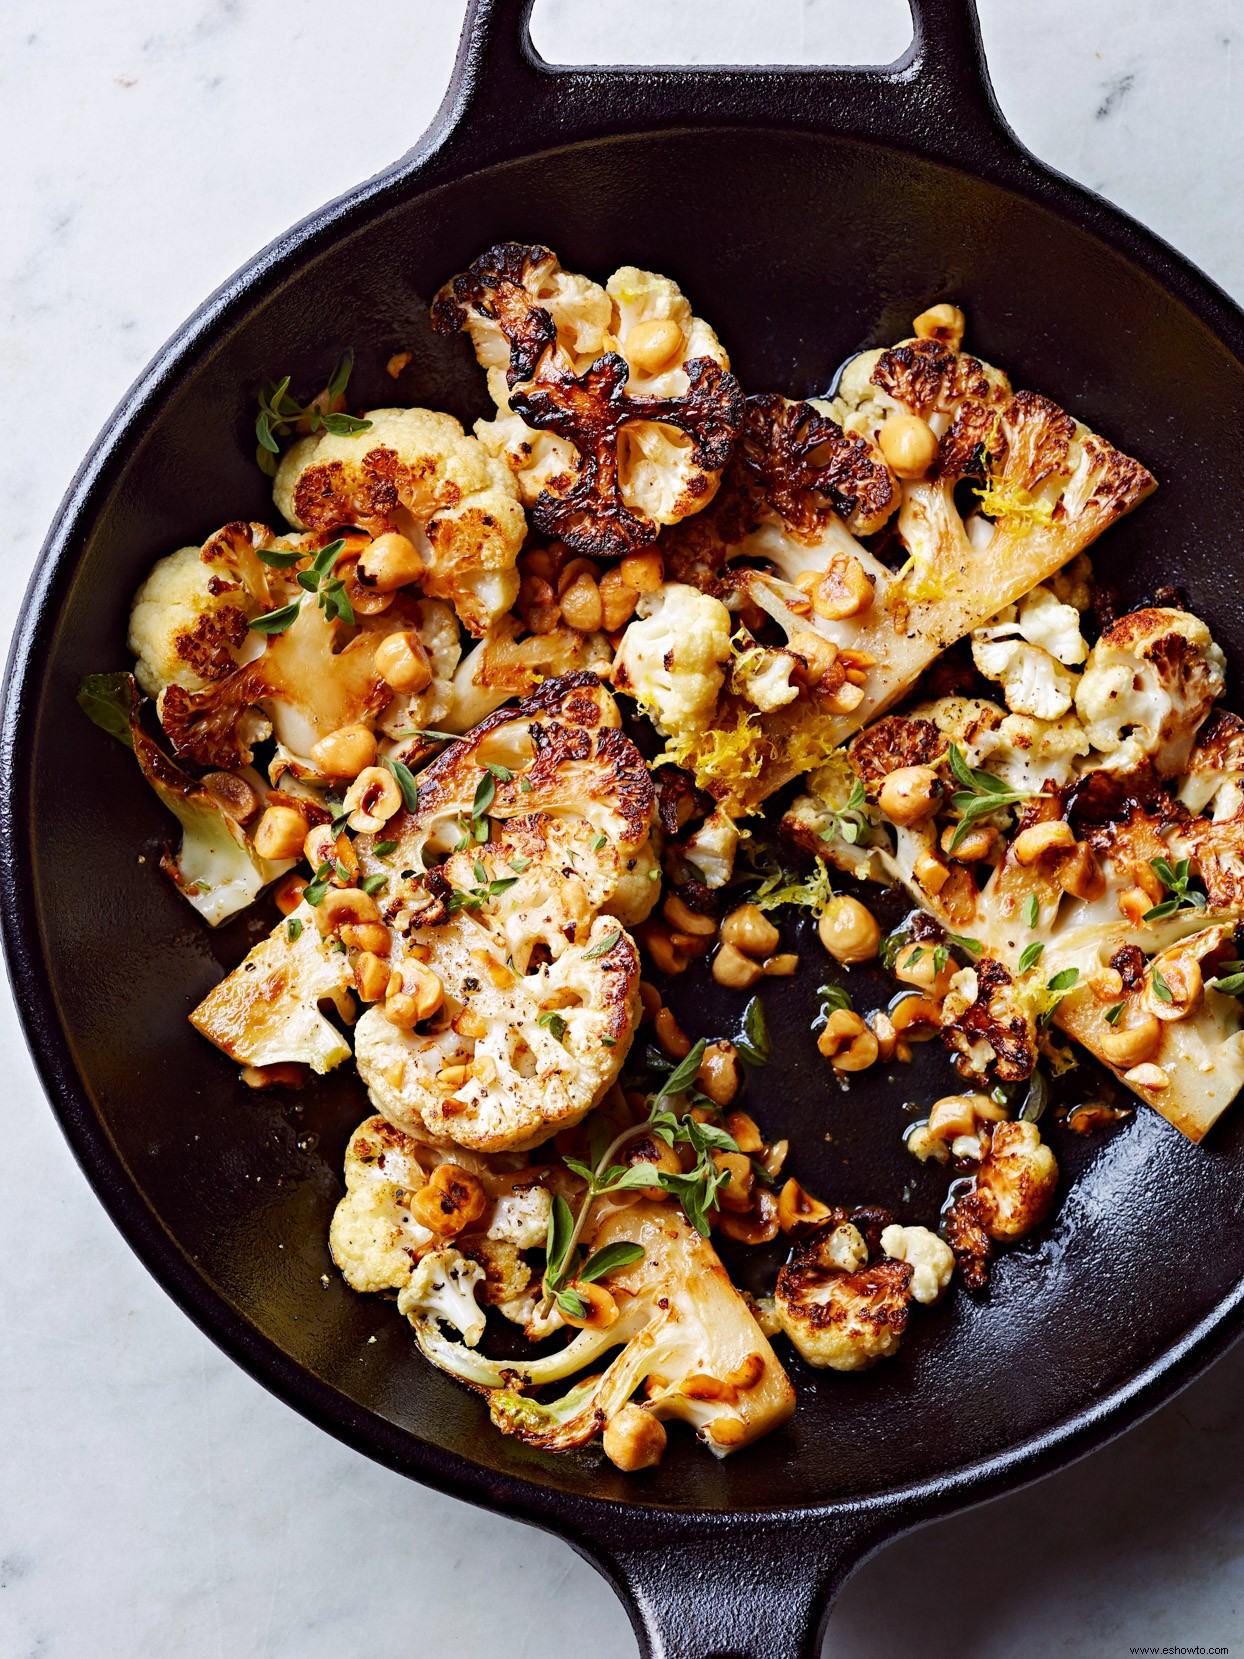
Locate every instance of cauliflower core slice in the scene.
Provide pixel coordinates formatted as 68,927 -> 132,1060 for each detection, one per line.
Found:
612,583 -> 733,739
411,1201 -> 795,1460
355,912 -> 640,1153
190,902 -> 354,1074
274,407 -> 526,635
667,325 -> 1155,806
352,676 -> 654,1153
131,719 -> 291,926
433,242 -> 741,556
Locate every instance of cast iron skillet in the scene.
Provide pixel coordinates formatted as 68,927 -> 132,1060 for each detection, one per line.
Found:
5,1 -> 1244,1653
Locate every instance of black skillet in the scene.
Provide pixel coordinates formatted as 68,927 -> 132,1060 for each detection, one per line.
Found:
5,2 -> 1244,1653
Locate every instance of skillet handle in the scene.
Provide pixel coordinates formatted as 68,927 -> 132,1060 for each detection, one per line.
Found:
431,0 -> 1015,172
581,1513 -> 886,1659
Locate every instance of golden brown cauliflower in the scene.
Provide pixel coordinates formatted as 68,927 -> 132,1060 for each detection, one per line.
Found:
944,1120 -> 1058,1290
775,1217 -> 915,1371
274,406 -> 526,635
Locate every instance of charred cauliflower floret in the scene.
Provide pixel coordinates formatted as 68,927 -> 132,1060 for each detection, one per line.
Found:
944,1120 -> 1058,1290
128,535 -> 263,698
433,242 -> 742,557
190,901 -> 354,1074
274,406 -> 526,635
612,583 -> 733,738
1076,607 -> 1226,777
941,957 -> 1039,1084
411,1201 -> 795,1462
350,676 -> 653,1153
775,1217 -> 914,1371
329,1116 -> 437,1293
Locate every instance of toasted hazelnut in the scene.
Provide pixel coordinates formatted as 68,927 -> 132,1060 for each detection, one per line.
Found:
1012,820 -> 1076,866
720,904 -> 780,958
914,849 -> 951,895
315,886 -> 381,934
603,1403 -> 667,1472
654,1005 -> 692,1059
663,893 -> 716,937
1123,1063 -> 1169,1091
879,412 -> 939,478
254,804 -> 308,862
311,723 -> 377,780
817,895 -> 880,965
817,1008 -> 879,1071
712,1151 -> 754,1213
725,1111 -> 763,1154
359,531 -> 425,593
559,1281 -> 620,1331
941,822 -> 997,863
353,950 -> 391,1001
619,549 -> 664,592
411,1163 -> 487,1236
559,572 -> 603,632
878,765 -> 942,827
1100,1010 -> 1161,1068
763,953 -> 800,977
811,554 -> 874,620
712,943 -> 764,990
626,317 -> 685,374
274,873 -> 308,915
374,630 -> 432,693
1147,955 -> 1203,1022
694,1041 -> 739,1107
1058,841 -> 1106,901
343,765 -> 403,833
777,1178 -> 833,1234
894,940 -> 957,999
912,302 -> 966,350
202,771 -> 259,823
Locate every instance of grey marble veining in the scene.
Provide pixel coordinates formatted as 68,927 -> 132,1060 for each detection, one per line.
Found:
1,3 -> 1241,1655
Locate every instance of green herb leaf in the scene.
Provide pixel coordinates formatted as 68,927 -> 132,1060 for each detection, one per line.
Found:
578,1242 -> 645,1283
1151,965 -> 1173,1003
592,834 -> 608,852
372,840 -> 397,858
932,945 -> 949,975
286,917 -> 303,943
509,857 -> 532,874
556,1288 -> 588,1321
360,874 -> 388,896
1017,940 -> 1044,974
1023,894 -> 1039,928
1047,968 -> 1079,993
484,762 -> 513,783
472,771 -> 497,821
584,929 -> 621,959
945,933 -> 983,955
519,776 -> 533,793
538,1010 -> 568,1042
1104,1002 -> 1125,1025
303,860 -> 334,907
654,1038 -> 707,1105
76,672 -> 138,748
255,545 -> 303,569
1208,971 -> 1244,997
249,600 -> 302,635
544,1193 -> 575,1292
737,994 -> 770,1067
817,983 -> 854,1014
1142,897 -> 1180,922
380,756 -> 419,813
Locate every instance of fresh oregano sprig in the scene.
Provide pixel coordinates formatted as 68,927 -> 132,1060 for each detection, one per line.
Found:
249,538 -> 354,635
946,743 -> 1032,852
254,350 -> 372,477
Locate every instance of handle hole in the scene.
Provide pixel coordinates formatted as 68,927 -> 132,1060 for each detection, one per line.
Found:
530,0 -> 913,68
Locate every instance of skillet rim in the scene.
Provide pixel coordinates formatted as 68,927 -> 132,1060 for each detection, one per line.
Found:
4,81 -> 1244,1554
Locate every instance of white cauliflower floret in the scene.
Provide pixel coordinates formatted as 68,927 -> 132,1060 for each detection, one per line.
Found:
486,1185 -> 552,1250
1013,585 -> 1088,665
971,635 -> 1076,720
128,544 -> 259,698
612,584 -> 733,737
775,1220 -> 915,1372
1076,607 -> 1226,776
329,1116 -> 435,1294
679,808 -> 740,889
879,1224 -> 955,1305
353,677 -> 651,1153
397,1249 -> 487,1347
973,711 -> 1091,792
274,407 -> 526,635
435,244 -> 738,555
190,902 -> 354,1074
606,266 -> 729,392
731,642 -> 801,713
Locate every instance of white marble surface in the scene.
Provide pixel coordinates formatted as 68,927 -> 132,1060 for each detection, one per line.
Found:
2,2 -> 1242,1655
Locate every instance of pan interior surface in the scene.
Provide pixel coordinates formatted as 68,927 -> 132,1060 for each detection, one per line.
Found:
24,126 -> 1244,1516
